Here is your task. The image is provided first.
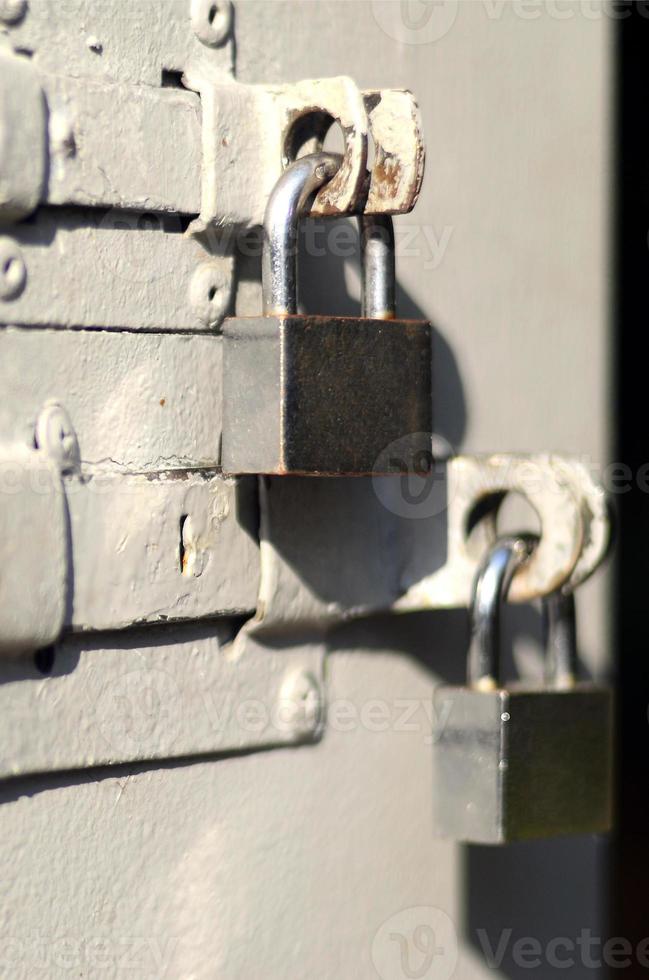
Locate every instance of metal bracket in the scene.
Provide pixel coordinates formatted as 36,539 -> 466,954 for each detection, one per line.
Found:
181,72 -> 425,230
0,442 -> 67,655
1,32 -> 424,229
250,454 -> 610,636
0,623 -> 325,780
397,454 -> 610,609
0,46 -> 46,223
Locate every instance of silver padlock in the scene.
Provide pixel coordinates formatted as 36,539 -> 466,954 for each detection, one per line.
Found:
431,535 -> 613,844
221,152 -> 432,476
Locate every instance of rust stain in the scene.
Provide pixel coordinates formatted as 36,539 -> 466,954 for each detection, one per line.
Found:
373,153 -> 403,198
159,398 -> 166,407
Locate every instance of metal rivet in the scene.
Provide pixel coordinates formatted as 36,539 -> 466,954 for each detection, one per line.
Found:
279,671 -> 324,740
0,238 -> 26,301
35,401 -> 80,474
0,0 -> 27,25
191,0 -> 233,47
190,261 -> 231,328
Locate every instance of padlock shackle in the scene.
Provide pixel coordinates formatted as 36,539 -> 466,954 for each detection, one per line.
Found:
543,590 -> 578,690
469,535 -> 579,691
468,536 -> 532,690
360,215 -> 396,320
262,152 -> 341,316
262,154 -> 397,319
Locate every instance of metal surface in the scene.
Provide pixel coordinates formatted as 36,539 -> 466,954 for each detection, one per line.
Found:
3,0 -> 235,86
0,444 -> 67,655
0,67 -> 423,224
184,73 -> 369,232
0,2 -> 233,219
0,47 -> 45,223
432,537 -> 613,844
0,209 -> 233,331
0,458 -> 259,643
359,214 -> 396,320
262,153 -> 341,316
0,323 -> 261,639
225,152 -> 432,476
0,3 -> 612,974
65,471 -> 259,631
263,157 -> 397,320
397,454 -> 609,608
42,74 -> 203,215
0,328 -> 225,471
182,72 -> 426,230
363,89 -> 425,215
191,0 -> 233,47
0,237 -> 26,300
35,402 -> 80,474
432,683 -> 613,844
544,589 -> 579,691
222,313 -> 432,475
246,455 -> 610,638
0,626 -> 325,779
468,535 -> 533,691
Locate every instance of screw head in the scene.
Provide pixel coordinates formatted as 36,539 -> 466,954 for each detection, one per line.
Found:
191,0 -> 233,47
0,0 -> 27,25
0,238 -> 26,301
279,670 -> 325,741
35,402 -> 80,473
190,261 -> 231,328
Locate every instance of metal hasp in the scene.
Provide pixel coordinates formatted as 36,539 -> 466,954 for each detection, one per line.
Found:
222,153 -> 432,476
431,536 -> 613,844
0,441 -> 68,656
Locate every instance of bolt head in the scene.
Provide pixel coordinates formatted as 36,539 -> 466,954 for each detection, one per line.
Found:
0,0 -> 27,25
35,402 -> 80,473
191,0 -> 233,47
190,261 -> 231,328
0,238 -> 26,301
280,670 -> 325,741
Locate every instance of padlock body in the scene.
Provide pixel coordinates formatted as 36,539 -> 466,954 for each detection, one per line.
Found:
431,684 -> 613,844
222,314 -> 432,475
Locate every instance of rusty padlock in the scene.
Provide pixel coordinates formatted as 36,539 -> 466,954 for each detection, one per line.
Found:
221,152 -> 432,476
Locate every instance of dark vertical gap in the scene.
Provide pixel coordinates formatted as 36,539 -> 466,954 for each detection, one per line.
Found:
612,7 -> 649,973
179,514 -> 188,574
